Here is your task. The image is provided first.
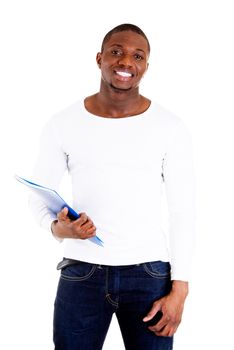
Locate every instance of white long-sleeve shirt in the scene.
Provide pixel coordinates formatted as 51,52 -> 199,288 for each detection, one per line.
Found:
30,100 -> 196,281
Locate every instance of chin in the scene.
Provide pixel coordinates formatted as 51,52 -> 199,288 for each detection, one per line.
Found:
110,83 -> 132,92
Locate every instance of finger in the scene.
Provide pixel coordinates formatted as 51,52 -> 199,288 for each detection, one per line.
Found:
81,220 -> 95,231
85,231 -> 96,238
155,316 -> 179,337
167,326 -> 177,337
84,223 -> 96,232
57,207 -> 69,221
86,226 -> 96,235
78,229 -> 96,239
155,323 -> 175,337
154,312 -> 170,331
79,225 -> 96,238
143,302 -> 161,322
77,213 -> 88,225
151,313 -> 170,332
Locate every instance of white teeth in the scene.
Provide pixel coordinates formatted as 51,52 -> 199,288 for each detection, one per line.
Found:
116,71 -> 132,77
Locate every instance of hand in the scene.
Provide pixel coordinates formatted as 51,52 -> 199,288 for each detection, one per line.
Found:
51,207 -> 96,240
143,281 -> 188,337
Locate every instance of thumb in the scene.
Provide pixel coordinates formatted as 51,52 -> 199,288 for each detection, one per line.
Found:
62,207 -> 69,215
58,207 -> 69,220
143,301 -> 162,322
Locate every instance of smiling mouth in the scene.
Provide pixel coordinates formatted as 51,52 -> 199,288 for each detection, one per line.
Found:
115,71 -> 133,78
114,69 -> 134,80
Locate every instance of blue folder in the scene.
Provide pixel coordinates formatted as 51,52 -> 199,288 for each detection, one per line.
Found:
15,175 -> 104,247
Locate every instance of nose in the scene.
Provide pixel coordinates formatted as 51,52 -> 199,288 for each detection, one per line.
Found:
118,54 -> 133,67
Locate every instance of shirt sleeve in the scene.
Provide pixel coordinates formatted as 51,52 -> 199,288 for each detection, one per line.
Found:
163,119 -> 196,281
29,118 -> 68,233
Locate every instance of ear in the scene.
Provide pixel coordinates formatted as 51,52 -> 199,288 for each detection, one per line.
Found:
96,52 -> 102,69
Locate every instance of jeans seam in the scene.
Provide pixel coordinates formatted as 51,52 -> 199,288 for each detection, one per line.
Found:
60,265 -> 97,281
105,267 -> 119,308
143,263 -> 170,279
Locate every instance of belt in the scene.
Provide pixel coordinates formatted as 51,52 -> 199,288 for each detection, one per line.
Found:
56,258 -> 80,270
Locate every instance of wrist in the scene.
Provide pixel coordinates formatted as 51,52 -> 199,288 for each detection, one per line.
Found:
51,220 -> 64,242
171,280 -> 189,298
51,219 -> 60,237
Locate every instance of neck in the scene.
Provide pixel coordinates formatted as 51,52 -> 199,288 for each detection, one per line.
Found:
84,83 -> 151,119
97,83 -> 144,117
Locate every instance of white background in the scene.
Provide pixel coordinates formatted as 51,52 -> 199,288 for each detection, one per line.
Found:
1,0 -> 234,349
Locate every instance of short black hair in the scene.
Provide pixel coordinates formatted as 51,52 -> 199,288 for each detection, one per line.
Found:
101,23 -> 150,53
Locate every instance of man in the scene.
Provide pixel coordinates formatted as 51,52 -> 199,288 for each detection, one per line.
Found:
30,23 -> 196,349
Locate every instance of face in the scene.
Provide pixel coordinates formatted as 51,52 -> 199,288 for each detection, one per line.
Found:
97,31 -> 149,92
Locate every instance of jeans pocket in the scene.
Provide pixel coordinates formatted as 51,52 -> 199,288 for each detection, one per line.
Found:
143,260 -> 171,279
60,261 -> 97,281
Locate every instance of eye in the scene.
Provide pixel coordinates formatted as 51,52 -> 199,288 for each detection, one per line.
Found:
134,54 -> 144,61
111,50 -> 122,56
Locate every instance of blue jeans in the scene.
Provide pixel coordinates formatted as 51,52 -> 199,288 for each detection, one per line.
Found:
53,259 -> 173,350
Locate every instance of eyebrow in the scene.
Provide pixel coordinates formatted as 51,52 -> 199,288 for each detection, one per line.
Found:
109,44 -> 146,54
